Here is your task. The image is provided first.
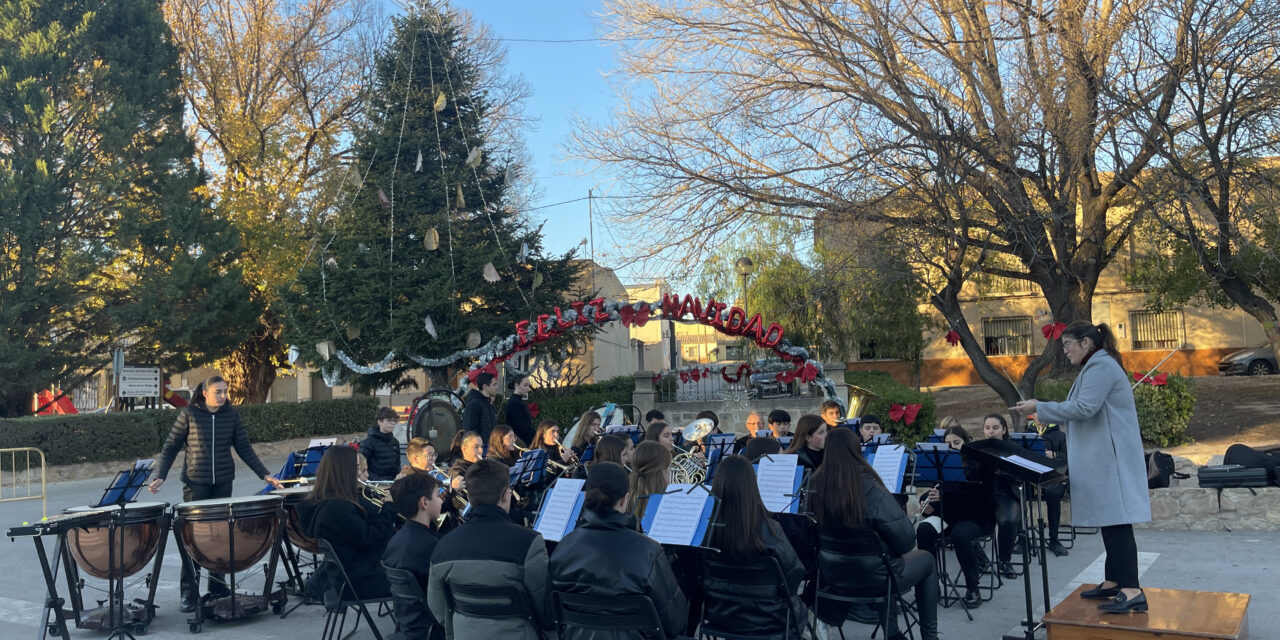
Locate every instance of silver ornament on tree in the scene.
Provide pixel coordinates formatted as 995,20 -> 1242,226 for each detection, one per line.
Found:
424,228 -> 440,251
424,315 -> 438,339
466,330 -> 481,349
483,262 -> 500,283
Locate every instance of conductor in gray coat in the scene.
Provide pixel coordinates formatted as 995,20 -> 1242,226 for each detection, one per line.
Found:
1014,322 -> 1151,614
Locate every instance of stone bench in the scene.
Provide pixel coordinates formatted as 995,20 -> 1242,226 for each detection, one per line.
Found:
1137,455 -> 1280,531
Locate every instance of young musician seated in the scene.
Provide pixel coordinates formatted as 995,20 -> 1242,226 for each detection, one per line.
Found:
768,409 -> 793,438
1038,420 -> 1069,557
643,420 -> 677,451
914,425 -> 996,610
811,429 -> 938,640
439,430 -> 467,468
743,436 -> 782,462
448,432 -> 484,491
644,409 -> 665,430
983,414 -> 1022,578
858,414 -> 884,444
383,473 -> 445,640
784,414 -> 828,470
568,410 -> 603,457
581,433 -> 631,475
360,406 -> 403,481
733,412 -> 765,453
691,409 -> 723,452
628,441 -> 673,522
301,446 -> 397,599
819,400 -> 842,429
428,459 -> 554,640
708,455 -> 806,635
400,437 -> 439,478
549,462 -> 688,639
487,425 -> 520,467
534,419 -> 577,467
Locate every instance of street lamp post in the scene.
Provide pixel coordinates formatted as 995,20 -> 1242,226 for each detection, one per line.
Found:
735,256 -> 755,361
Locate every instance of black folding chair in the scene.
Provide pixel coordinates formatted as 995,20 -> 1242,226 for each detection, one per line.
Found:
317,538 -> 394,640
552,591 -> 667,639
815,529 -> 919,640
382,563 -> 442,640
444,582 -> 546,639
698,554 -> 806,640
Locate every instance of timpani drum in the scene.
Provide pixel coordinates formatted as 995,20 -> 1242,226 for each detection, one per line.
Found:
173,495 -> 283,574
270,487 -> 320,554
64,502 -> 168,580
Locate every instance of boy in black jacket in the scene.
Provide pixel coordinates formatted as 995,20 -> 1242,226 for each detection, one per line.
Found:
384,473 -> 445,640
360,407 -> 402,481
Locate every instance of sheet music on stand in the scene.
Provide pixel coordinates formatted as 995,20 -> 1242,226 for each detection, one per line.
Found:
704,433 -> 735,458
755,454 -> 804,514
308,437 -> 337,448
843,417 -> 862,429
511,449 -> 549,487
94,459 -> 154,508
642,484 -> 715,547
532,478 -> 585,542
866,445 -> 909,494
604,425 -> 643,444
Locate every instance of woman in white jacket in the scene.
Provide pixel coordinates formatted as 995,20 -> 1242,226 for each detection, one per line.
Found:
1014,321 -> 1151,614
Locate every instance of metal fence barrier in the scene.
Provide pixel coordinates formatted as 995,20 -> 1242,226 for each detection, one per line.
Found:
0,447 -> 47,519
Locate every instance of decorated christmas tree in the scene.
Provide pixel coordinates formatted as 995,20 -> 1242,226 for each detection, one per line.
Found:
285,4 -> 580,390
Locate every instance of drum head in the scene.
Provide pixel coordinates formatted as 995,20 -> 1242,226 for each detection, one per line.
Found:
176,495 -> 282,522
411,396 -> 461,449
270,487 -> 313,504
66,502 -> 168,525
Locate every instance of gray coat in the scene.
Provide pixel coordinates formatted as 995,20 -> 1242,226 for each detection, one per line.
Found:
1036,352 -> 1151,527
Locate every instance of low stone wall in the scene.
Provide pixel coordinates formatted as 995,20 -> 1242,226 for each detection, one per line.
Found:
1138,454 -> 1280,532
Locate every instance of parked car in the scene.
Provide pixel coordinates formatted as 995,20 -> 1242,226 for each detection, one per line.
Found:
1218,343 -> 1277,376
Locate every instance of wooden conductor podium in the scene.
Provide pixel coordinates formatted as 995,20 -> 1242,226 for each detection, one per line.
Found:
1044,585 -> 1250,640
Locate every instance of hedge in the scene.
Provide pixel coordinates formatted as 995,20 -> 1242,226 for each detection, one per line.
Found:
505,376 -> 637,432
1035,374 -> 1195,447
845,370 -> 937,446
0,396 -> 380,469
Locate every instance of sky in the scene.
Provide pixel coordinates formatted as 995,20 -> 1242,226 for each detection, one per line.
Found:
437,0 -> 638,280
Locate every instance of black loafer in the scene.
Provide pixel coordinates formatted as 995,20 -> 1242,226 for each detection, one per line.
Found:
1081,584 -> 1121,599
1049,541 -> 1069,557
999,562 -> 1018,579
1098,591 -> 1147,613
963,591 -> 982,609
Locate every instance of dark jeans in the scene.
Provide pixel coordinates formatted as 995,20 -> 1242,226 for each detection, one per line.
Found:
178,480 -> 234,599
993,494 -> 1020,562
883,550 -> 938,638
1100,524 -> 1140,588
1043,484 -> 1067,542
916,520 -> 990,593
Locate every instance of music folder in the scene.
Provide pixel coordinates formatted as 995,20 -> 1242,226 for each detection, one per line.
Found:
912,444 -> 967,484
94,459 -> 154,508
754,454 -> 804,514
641,484 -> 715,546
604,424 -> 642,443
963,438 -> 1066,487
533,478 -> 585,542
511,449 -> 548,487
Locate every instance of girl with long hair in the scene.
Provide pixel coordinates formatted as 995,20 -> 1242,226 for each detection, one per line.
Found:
643,420 -> 676,451
1014,321 -> 1150,613
784,414 -> 828,470
549,462 -> 688,639
810,429 -> 938,640
487,425 -> 519,467
568,410 -> 603,456
628,441 -> 672,522
707,456 -> 806,636
535,419 -> 576,466
589,433 -> 632,469
301,446 -> 396,599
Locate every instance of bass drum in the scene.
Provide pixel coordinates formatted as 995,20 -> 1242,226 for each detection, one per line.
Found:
174,495 -> 282,574
409,390 -> 463,450
270,486 -> 320,554
65,502 -> 168,580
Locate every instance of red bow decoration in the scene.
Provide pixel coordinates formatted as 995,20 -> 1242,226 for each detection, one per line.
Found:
797,362 -> 819,383
889,403 -> 922,425
651,374 -> 661,386
945,330 -> 961,346
721,363 -> 752,383
619,304 -> 651,328
466,362 -> 499,384
1132,372 -> 1168,386
1041,322 -> 1067,340
679,371 -> 690,383
691,368 -> 702,382
528,402 -> 540,418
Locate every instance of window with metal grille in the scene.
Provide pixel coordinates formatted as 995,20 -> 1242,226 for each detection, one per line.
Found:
1130,310 -> 1183,350
982,316 -> 1033,356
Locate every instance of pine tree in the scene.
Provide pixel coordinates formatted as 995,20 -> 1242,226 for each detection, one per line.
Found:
286,5 -> 580,390
0,0 -> 257,416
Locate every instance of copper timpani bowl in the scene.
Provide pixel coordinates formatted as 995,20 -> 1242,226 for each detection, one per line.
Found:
173,495 -> 282,574
64,502 -> 169,580
270,486 -> 320,554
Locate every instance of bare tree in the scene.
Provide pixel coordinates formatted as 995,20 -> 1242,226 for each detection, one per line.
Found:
572,0 -> 1270,401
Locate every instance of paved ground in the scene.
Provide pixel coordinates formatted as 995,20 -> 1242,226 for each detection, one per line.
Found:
1,450 -> 1275,639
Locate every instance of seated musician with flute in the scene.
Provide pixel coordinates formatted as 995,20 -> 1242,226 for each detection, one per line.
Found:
301,446 -> 397,600
550,462 -> 688,639
383,473 -> 445,640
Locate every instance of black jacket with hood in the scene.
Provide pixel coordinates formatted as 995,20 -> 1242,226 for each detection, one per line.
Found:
360,426 -> 401,481
461,388 -> 496,442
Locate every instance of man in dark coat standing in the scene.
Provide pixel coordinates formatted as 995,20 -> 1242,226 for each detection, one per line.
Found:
461,372 -> 498,443
148,374 -> 281,611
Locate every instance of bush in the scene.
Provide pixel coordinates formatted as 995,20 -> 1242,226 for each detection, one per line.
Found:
1034,379 -> 1072,402
1133,374 -> 1196,447
515,376 -> 637,431
0,397 -> 380,469
845,370 -> 936,446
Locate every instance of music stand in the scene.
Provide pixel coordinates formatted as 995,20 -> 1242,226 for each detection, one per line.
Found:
704,433 -> 735,460
1009,433 -> 1047,456
962,439 -> 1066,640
911,444 -> 976,617
93,460 -> 162,640
511,449 -> 549,489
641,484 -> 722,550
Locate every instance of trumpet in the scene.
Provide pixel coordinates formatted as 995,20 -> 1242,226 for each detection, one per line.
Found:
360,480 -> 404,520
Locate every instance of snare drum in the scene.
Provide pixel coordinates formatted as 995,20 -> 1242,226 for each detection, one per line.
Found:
64,502 -> 168,580
173,495 -> 283,574
270,486 -> 320,554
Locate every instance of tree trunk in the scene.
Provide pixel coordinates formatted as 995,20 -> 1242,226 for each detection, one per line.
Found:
218,311 -> 285,405
1217,277 -> 1280,367
930,287 -> 1020,406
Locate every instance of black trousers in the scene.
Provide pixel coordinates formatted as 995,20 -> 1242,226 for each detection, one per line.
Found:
178,480 -> 234,598
1043,484 -> 1067,542
1100,524 -> 1140,588
916,520 -> 990,593
883,550 -> 938,637
993,494 -> 1020,562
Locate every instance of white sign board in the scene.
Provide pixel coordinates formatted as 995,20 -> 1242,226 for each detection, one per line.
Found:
119,367 -> 161,398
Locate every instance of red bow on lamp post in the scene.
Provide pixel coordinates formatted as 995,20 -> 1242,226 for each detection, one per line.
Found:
1132,372 -> 1169,386
889,403 -> 922,425
466,362 -> 499,384
1041,322 -> 1067,340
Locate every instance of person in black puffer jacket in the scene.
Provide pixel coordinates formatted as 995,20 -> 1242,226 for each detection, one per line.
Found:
811,429 -> 938,640
549,462 -> 687,640
504,374 -> 535,446
360,407 -> 402,482
148,374 -> 281,612
461,372 -> 498,442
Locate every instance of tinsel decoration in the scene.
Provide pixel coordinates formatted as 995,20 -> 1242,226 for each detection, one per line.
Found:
483,262 -> 500,283
321,364 -> 343,388
335,350 -> 396,375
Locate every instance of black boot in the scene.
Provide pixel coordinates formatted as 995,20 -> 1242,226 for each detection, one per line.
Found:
179,587 -> 197,613
1049,540 -> 1069,557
